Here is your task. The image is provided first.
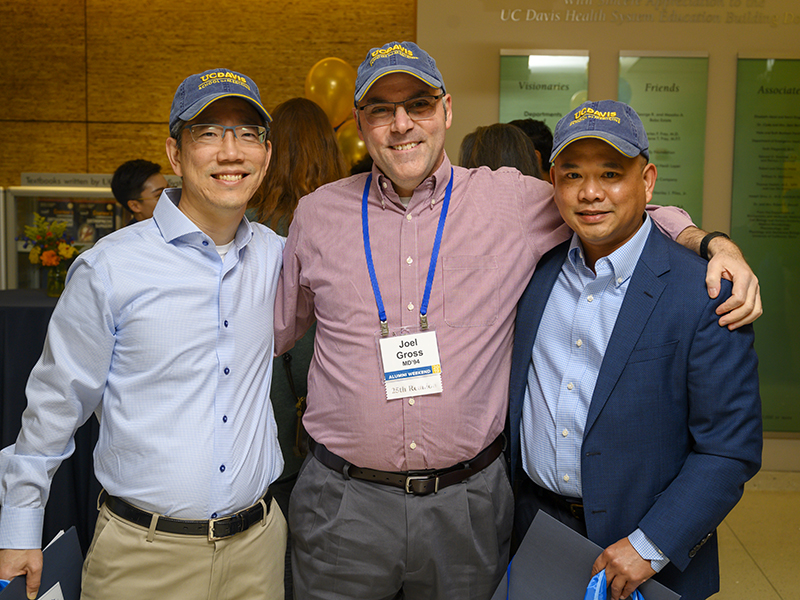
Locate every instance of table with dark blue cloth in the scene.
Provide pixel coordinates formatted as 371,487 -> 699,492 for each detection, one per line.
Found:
0,288 -> 100,553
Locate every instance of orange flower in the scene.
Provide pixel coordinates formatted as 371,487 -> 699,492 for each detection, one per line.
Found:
40,250 -> 61,267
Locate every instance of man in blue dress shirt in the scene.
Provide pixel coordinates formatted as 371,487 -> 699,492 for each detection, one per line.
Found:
0,69 -> 288,599
508,101 -> 762,600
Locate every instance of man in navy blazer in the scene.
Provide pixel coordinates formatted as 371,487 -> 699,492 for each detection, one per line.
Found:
508,101 -> 762,600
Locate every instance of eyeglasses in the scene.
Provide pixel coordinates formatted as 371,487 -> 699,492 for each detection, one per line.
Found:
189,124 -> 268,145
357,93 -> 446,127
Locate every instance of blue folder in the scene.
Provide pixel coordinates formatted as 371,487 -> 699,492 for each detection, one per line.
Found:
0,526 -> 82,600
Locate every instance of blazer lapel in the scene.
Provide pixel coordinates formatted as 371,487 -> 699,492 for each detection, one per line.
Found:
584,228 -> 670,436
510,241 -> 570,401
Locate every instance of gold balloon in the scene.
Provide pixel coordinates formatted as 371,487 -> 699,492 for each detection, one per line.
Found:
336,118 -> 368,169
305,57 -> 357,129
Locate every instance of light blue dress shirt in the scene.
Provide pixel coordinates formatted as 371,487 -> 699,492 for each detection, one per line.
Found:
0,189 -> 285,548
521,215 -> 668,571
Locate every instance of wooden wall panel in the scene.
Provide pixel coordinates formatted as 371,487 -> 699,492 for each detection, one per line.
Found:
88,123 -> 172,175
86,0 -> 416,119
0,0 -> 415,188
0,123 -> 88,186
0,0 -> 87,122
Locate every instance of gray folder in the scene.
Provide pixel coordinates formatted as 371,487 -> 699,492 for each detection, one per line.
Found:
492,511 -> 680,600
0,526 -> 82,600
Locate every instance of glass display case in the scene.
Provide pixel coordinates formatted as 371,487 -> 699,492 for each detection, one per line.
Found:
2,186 -> 123,290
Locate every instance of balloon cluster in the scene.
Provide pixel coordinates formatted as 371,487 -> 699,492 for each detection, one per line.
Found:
304,57 -> 368,169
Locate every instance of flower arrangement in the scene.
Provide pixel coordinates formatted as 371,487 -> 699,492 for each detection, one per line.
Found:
19,213 -> 81,296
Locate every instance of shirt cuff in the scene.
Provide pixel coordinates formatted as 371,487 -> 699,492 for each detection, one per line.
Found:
628,528 -> 670,573
0,505 -> 44,549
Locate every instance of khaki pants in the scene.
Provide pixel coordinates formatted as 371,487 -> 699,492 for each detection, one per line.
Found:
81,499 -> 287,600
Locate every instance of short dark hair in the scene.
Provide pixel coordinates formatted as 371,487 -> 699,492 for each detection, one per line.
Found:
508,118 -> 554,167
111,159 -> 163,210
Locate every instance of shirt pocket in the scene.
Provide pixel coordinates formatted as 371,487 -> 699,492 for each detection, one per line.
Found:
442,255 -> 499,327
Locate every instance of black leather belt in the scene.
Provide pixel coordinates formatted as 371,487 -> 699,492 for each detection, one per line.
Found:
99,490 -> 271,541
531,482 -> 584,521
309,436 -> 505,495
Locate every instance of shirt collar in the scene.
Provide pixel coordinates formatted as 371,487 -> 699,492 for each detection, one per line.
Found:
374,153 -> 453,211
567,214 -> 652,286
153,188 -> 253,248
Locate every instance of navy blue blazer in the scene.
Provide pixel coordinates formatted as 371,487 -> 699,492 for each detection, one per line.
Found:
508,226 -> 762,599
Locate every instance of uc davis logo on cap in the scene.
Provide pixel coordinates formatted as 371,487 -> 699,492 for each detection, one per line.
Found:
369,43 -> 418,67
569,106 -> 622,127
198,71 -> 252,92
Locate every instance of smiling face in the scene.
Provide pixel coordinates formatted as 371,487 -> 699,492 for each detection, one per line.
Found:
166,97 -> 270,223
550,137 -> 657,268
355,72 -> 452,197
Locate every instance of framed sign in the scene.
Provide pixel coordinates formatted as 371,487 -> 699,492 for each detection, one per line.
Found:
619,52 -> 709,225
731,56 -> 800,433
499,50 -> 589,133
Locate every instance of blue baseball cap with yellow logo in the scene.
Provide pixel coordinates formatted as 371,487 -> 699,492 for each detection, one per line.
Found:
169,68 -> 271,133
355,41 -> 445,103
550,100 -> 649,163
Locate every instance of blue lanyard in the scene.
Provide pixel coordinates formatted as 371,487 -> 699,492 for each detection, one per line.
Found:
361,168 -> 454,336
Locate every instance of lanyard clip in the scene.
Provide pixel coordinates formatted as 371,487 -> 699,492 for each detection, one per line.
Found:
380,320 -> 389,337
419,313 -> 429,330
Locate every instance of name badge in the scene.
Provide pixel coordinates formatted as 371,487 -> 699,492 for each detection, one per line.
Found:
378,330 -> 443,400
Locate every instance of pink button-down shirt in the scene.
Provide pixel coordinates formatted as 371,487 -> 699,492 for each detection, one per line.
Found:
275,154 -> 690,472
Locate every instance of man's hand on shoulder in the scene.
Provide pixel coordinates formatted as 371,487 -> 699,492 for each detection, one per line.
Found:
591,538 -> 655,600
0,548 -> 42,600
676,226 -> 763,330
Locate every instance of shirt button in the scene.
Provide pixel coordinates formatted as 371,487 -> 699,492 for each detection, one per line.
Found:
408,398 -> 415,406
223,415 -> 228,423
406,214 -> 413,221
382,181 -> 388,189
618,277 -> 623,284
562,428 -> 569,437
410,442 -> 417,450
224,320 -> 229,328
406,256 -> 413,265
576,339 -> 582,347
224,367 -> 230,375
587,295 -> 594,302
202,240 -> 209,246
567,382 -> 574,390
220,465 -> 226,472
211,512 -> 218,518
563,474 -> 570,482
407,302 -> 414,311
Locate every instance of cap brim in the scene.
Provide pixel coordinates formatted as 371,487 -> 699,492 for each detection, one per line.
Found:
355,67 -> 444,102
550,132 -> 646,163
178,93 -> 272,124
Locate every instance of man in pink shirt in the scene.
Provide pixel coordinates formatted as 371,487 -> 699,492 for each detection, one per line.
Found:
275,41 -> 761,600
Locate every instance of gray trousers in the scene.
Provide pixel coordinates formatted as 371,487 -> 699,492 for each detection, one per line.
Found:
289,453 -> 513,600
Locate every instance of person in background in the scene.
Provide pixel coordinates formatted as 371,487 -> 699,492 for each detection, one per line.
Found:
276,40 -> 761,600
459,122 -> 542,178
509,118 -> 554,183
0,68 -> 287,600
110,159 -> 169,223
508,101 -> 762,600
249,96 -> 349,599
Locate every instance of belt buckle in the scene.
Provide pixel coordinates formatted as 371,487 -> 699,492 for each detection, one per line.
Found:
208,512 -> 245,542
569,503 -> 584,520
404,474 -> 438,494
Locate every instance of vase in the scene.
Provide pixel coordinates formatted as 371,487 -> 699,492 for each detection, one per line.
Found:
46,265 -> 67,297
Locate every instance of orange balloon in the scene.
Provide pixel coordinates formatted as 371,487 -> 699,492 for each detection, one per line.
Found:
336,118 -> 368,169
305,57 -> 357,129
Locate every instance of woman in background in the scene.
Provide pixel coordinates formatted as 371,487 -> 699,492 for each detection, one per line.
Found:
250,97 -> 348,598
459,122 -> 543,179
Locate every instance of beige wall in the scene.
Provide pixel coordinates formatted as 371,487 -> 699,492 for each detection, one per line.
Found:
0,0 -> 416,188
419,0 -> 800,469
418,0 -> 799,232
